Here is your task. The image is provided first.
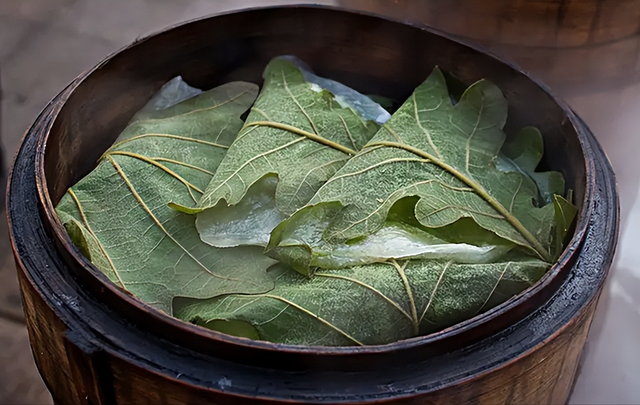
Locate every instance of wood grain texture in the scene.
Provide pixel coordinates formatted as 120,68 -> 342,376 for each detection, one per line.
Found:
6,6 -> 619,405
340,0 -> 640,94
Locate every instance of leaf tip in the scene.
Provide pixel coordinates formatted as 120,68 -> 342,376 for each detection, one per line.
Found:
168,202 -> 203,215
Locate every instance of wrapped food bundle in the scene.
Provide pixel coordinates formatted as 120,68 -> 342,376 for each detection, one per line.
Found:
56,56 -> 577,346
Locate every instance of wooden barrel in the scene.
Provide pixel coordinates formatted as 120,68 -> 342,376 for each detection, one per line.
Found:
339,0 -> 640,95
6,6 -> 618,405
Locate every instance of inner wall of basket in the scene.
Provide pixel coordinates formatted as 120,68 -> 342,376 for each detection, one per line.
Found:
44,7 -> 587,219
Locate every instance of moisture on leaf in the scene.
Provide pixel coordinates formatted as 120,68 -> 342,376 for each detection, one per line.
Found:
55,80 -> 277,314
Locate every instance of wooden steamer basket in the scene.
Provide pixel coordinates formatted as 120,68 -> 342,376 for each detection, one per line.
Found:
6,6 -> 618,405
339,0 -> 640,96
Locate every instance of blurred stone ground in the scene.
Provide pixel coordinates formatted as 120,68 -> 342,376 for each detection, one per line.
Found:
0,1 -> 334,403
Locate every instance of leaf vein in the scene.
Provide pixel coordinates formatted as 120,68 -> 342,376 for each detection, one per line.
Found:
67,188 -> 125,288
315,272 -> 413,322
105,155 -> 254,286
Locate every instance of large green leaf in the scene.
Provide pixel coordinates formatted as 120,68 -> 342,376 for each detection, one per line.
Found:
55,81 -> 277,314
175,258 -> 548,346
269,67 -> 571,270
184,58 -> 380,248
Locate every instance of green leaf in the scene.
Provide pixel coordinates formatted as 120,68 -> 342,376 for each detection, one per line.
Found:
174,258 -> 548,346
553,194 -> 578,257
498,126 -> 565,205
190,58 -> 380,247
62,218 -> 119,281
271,67 -> 564,267
55,81 -> 277,314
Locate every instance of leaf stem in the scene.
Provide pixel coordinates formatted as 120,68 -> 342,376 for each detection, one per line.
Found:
107,133 -> 230,153
474,262 -> 511,316
389,259 -> 419,335
243,121 -> 357,155
105,151 -> 203,203
151,158 -> 214,176
368,137 -> 552,262
260,294 -> 364,346
315,272 -> 413,322
419,261 -> 450,324
105,156 -> 251,286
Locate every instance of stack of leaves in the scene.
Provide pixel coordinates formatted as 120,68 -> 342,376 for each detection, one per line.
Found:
56,57 -> 577,346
